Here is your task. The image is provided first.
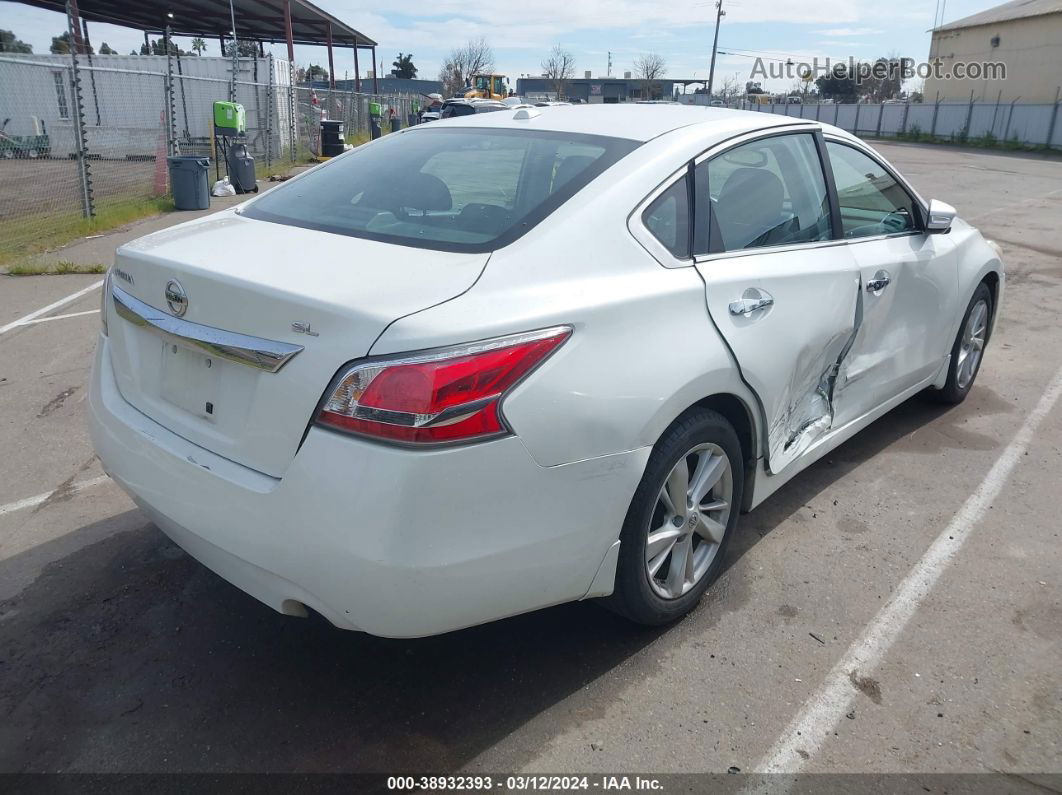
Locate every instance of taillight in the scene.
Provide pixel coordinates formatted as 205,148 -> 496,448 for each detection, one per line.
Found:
316,326 -> 572,445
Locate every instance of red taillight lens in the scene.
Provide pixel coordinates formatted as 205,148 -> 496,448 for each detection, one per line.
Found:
316,326 -> 571,445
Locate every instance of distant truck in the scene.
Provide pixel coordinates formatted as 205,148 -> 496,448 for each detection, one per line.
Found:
462,74 -> 510,101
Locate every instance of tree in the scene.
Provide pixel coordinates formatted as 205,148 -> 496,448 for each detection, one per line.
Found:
438,37 -> 494,97
191,37 -> 207,56
306,63 -> 328,81
51,31 -> 92,55
98,42 -> 116,55
815,65 -> 858,102
541,45 -> 574,100
223,38 -> 259,58
633,52 -> 667,100
0,29 -> 33,53
392,52 -> 417,79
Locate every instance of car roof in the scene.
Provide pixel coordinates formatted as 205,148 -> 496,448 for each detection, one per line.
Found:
414,103 -> 814,143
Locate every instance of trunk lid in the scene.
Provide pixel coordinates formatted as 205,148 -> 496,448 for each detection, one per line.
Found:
106,210 -> 488,477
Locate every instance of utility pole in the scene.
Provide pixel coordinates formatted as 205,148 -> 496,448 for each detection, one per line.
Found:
706,0 -> 725,97
607,51 -> 612,77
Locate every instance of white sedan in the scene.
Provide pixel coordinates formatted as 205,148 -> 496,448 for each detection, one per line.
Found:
88,105 -> 1003,636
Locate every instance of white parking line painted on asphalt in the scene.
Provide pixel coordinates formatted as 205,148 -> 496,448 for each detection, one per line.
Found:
0,475 -> 110,519
0,280 -> 104,337
16,309 -> 100,326
756,361 -> 1062,775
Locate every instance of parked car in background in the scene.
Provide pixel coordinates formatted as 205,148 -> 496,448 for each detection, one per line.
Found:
89,105 -> 1003,637
440,99 -> 508,118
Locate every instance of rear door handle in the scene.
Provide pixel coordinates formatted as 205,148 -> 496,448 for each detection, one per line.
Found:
866,271 -> 891,292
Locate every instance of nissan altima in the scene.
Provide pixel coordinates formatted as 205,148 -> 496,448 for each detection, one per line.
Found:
88,105 -> 1003,636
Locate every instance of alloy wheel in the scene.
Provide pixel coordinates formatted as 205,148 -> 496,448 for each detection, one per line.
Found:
645,443 -> 733,600
956,299 -> 988,390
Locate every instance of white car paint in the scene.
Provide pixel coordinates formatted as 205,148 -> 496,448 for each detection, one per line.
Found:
88,105 -> 1003,636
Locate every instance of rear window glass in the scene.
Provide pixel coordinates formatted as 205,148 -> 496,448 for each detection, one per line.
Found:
241,128 -> 638,252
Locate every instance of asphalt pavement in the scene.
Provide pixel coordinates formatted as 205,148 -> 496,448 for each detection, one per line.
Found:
0,142 -> 1059,782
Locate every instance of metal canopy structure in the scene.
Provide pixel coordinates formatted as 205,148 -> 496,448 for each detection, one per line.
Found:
12,0 -> 378,89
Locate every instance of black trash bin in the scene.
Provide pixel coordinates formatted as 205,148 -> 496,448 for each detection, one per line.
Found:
390,116 -> 401,133
167,155 -> 210,210
227,142 -> 258,194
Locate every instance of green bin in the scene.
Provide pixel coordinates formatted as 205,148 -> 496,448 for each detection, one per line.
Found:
213,101 -> 245,136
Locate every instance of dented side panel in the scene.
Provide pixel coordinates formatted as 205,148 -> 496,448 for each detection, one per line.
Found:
696,246 -> 862,475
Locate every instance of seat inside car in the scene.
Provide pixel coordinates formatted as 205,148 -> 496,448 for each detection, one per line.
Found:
715,167 -> 794,249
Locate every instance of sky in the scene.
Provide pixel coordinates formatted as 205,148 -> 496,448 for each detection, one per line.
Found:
1,0 -> 1004,92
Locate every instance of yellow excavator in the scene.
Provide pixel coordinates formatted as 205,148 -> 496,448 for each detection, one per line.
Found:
462,74 -> 510,100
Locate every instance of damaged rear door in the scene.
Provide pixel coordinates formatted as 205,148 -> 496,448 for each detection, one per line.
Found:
693,130 -> 861,474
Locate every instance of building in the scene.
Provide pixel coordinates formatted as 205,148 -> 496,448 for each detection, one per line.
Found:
515,75 -> 678,103
0,53 -> 292,159
926,0 -> 1062,102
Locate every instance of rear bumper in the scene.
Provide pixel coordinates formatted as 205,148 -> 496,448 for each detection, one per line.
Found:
88,334 -> 649,637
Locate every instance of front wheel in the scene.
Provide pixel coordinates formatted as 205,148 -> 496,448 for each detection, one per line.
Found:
607,408 -> 744,626
930,282 -> 992,404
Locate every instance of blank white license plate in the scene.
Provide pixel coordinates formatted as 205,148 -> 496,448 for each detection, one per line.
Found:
160,343 -> 220,421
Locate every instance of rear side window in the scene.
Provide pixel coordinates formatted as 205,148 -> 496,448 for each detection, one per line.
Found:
642,175 -> 690,259
242,128 -> 638,252
701,133 -> 832,252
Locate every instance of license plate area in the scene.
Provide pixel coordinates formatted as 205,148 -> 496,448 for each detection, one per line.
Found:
161,342 -> 221,421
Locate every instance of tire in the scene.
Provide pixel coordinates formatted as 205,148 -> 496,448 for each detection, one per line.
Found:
607,408 -> 744,626
930,282 -> 992,404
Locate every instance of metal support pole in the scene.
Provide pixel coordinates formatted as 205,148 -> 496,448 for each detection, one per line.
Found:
266,53 -> 274,168
66,2 -> 93,218
1046,87 -> 1061,149
229,8 -> 239,103
288,59 -> 297,162
876,101 -> 884,137
326,23 -> 336,89
901,99 -> 910,135
1003,96 -> 1021,142
964,89 -> 975,139
164,26 -> 178,156
283,0 -> 295,63
371,46 -> 379,94
354,44 -> 361,93
80,18 -> 100,126
930,92 -> 940,139
706,0 -> 724,97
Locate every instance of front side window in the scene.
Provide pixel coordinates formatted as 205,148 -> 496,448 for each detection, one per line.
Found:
826,142 -> 919,238
642,174 -> 690,259
493,77 -> 506,96
699,133 -> 832,253
242,128 -> 638,252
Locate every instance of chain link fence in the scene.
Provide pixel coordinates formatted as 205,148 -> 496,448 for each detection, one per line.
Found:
0,43 -> 420,266
721,96 -> 1062,149
294,86 -> 418,154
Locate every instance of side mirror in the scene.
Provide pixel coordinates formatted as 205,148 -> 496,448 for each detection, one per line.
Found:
926,199 -> 956,233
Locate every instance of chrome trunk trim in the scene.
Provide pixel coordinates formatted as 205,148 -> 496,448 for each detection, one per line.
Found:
111,283 -> 303,373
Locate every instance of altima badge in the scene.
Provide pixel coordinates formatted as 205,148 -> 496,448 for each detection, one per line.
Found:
291,322 -> 319,337
164,280 -> 187,317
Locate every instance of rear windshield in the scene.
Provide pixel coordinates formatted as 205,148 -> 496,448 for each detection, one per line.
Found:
241,127 -> 639,252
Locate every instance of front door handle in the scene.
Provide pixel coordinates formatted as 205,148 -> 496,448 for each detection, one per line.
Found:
729,295 -> 774,316
866,271 -> 891,292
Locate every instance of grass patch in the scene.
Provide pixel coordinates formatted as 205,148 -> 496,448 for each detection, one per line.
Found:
0,195 -> 175,269
6,260 -> 107,276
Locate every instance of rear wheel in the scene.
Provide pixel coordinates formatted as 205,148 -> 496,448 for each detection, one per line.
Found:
607,408 -> 744,625
930,283 -> 992,404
